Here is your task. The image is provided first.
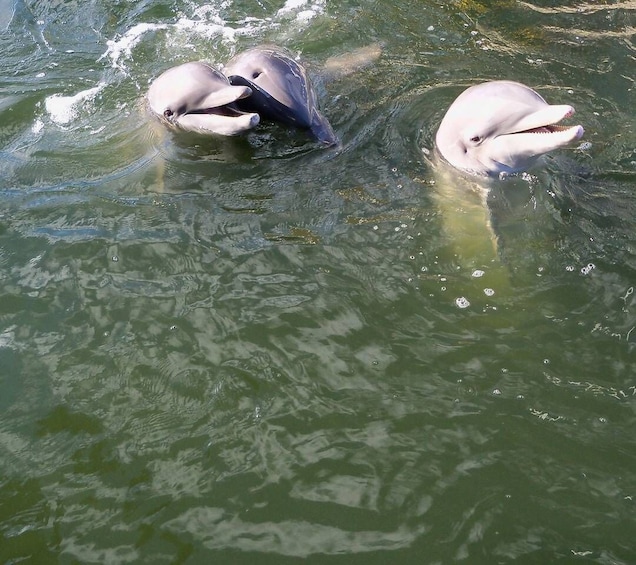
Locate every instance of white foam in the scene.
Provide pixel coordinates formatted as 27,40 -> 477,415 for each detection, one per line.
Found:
45,1 -> 326,128
173,18 -> 240,43
99,1 -> 326,72
277,0 -> 325,21
32,119 -> 44,133
100,22 -> 168,70
45,83 -> 105,125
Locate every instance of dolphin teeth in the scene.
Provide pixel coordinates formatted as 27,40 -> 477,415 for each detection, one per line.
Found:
188,103 -> 249,118
518,124 -> 581,135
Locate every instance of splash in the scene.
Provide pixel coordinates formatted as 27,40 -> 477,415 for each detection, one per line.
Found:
100,23 -> 169,71
44,83 -> 106,125
277,0 -> 326,23
100,0 -> 326,72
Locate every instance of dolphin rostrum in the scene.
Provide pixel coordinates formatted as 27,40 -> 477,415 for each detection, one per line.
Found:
435,81 -> 584,177
223,46 -> 338,146
147,62 -> 260,136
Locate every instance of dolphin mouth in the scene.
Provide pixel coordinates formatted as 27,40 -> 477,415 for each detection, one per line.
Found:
187,102 -> 254,119
182,84 -> 255,119
504,105 -> 584,140
174,86 -> 260,134
518,124 -> 578,134
481,105 -> 584,174
511,122 -> 585,139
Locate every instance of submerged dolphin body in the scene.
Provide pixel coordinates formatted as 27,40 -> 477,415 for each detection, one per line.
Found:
435,81 -> 584,177
147,62 -> 260,135
223,46 -> 338,146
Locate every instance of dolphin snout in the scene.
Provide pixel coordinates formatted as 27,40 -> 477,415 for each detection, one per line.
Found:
248,113 -> 260,128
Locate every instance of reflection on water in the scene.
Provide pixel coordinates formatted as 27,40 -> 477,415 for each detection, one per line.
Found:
1,0 -> 636,563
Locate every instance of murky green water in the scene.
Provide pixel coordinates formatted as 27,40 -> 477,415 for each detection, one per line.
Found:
1,0 -> 635,562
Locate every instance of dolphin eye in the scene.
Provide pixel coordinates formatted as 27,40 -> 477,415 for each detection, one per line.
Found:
252,70 -> 262,79
470,135 -> 481,143
164,109 -> 173,118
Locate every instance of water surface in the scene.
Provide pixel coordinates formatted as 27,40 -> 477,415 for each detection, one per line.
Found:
1,0 -> 635,563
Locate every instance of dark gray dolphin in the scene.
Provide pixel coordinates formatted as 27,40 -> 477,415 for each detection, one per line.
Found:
223,46 -> 338,146
147,62 -> 260,135
435,81 -> 584,177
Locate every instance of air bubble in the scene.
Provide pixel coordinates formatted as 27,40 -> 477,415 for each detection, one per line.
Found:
484,288 -> 495,296
581,263 -> 596,275
472,269 -> 485,278
455,296 -> 470,309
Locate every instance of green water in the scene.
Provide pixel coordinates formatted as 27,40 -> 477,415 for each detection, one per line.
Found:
1,0 -> 635,563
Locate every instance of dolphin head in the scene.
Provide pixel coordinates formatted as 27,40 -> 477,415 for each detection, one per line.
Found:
435,81 -> 584,177
147,62 -> 260,136
223,46 -> 338,146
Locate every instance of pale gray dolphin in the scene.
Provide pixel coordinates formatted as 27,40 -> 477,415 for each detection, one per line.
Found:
223,46 -> 338,146
147,62 -> 260,135
435,81 -> 584,177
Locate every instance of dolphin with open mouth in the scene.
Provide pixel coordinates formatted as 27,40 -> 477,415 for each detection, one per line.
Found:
223,46 -> 338,146
147,61 -> 260,136
435,80 -> 585,177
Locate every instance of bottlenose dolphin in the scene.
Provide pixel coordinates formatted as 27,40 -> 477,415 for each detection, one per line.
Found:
435,81 -> 584,177
223,46 -> 338,146
147,62 -> 260,135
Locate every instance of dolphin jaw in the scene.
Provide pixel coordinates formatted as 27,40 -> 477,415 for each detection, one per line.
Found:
502,104 -> 582,137
497,122 -> 584,153
478,105 -> 584,173
176,111 -> 260,135
168,87 -> 260,135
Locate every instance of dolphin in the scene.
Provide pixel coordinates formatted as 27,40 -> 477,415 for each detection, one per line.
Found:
435,80 -> 584,177
147,62 -> 260,136
222,46 -> 338,146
